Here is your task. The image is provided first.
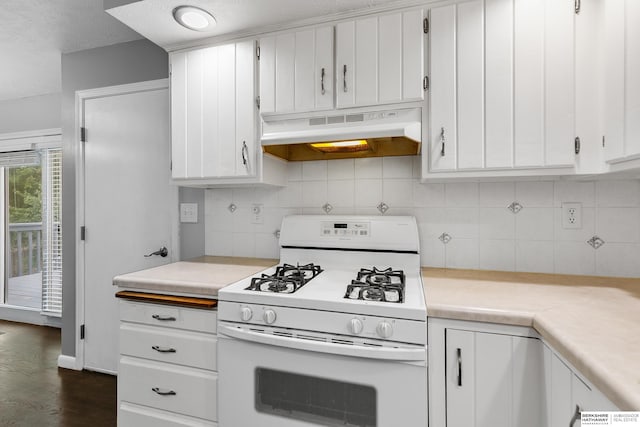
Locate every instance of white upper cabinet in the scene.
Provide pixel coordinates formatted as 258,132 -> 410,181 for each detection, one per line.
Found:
428,0 -> 576,175
171,40 -> 277,184
259,26 -> 334,115
335,9 -> 424,109
603,0 -> 640,168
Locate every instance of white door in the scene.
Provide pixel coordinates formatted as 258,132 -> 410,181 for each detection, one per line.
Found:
81,81 -> 176,374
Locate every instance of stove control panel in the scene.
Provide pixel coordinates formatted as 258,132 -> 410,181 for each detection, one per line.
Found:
321,221 -> 370,237
219,302 -> 426,345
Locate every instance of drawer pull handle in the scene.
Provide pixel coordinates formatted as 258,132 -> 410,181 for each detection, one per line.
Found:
152,345 -> 176,353
456,347 -> 462,387
152,314 -> 176,321
569,404 -> 581,427
152,387 -> 176,396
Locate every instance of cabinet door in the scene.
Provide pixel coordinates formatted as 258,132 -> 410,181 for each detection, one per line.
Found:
336,18 -> 378,108
445,329 -> 544,427
216,44 -> 237,177
261,27 -> 333,114
171,42 -> 257,180
543,345 -> 573,427
429,5 -> 457,171
258,33 -> 294,114
485,0 -> 514,168
170,51 -> 187,179
336,21 -> 355,108
235,40 -> 256,177
171,48 -> 209,179
336,11 -> 424,109
294,26 -> 334,112
605,0 -> 640,162
626,0 -> 640,157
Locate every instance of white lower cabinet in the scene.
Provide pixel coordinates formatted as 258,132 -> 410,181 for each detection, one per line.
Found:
117,300 -> 218,427
120,402 -> 217,427
429,318 -> 618,427
543,343 -> 618,427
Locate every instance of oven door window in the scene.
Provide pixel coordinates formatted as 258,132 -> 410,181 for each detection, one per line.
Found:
255,368 -> 377,427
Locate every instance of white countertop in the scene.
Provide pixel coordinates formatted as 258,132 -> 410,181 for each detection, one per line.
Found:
113,256 -> 277,296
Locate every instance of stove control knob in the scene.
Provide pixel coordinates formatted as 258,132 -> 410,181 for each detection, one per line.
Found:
376,321 -> 393,339
263,309 -> 277,324
349,318 -> 364,335
240,306 -> 253,322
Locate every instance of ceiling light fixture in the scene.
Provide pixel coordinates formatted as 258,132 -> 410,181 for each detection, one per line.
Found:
173,6 -> 216,31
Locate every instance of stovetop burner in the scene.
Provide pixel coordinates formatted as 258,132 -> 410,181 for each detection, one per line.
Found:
245,263 -> 323,294
344,267 -> 405,303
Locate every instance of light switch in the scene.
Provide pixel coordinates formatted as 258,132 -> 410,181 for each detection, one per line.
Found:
180,203 -> 198,223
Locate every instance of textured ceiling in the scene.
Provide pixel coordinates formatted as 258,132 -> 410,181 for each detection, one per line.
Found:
107,0 -> 405,50
0,0 -> 143,101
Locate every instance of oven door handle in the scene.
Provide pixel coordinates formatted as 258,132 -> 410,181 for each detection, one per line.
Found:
218,324 -> 426,362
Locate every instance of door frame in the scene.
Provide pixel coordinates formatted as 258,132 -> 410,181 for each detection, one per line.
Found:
73,79 -> 178,371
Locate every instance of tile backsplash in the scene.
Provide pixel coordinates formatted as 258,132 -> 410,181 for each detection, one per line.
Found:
204,156 -> 640,278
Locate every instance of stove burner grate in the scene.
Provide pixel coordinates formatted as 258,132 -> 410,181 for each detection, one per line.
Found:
246,263 -> 323,294
344,267 -> 405,303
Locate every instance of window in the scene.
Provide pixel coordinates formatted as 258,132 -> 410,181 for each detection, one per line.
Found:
0,143 -> 62,315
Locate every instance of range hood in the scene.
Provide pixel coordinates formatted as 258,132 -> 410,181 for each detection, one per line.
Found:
261,108 -> 422,161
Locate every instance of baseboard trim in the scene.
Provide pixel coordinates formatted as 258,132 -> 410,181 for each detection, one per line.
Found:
57,354 -> 80,371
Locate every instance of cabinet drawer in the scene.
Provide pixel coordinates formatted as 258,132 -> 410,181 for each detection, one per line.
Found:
119,300 -> 217,333
119,356 -> 217,421
120,323 -> 217,370
119,402 -> 217,427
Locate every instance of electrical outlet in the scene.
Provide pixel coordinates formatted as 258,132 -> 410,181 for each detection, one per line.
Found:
251,204 -> 264,224
562,202 -> 582,229
179,203 -> 198,223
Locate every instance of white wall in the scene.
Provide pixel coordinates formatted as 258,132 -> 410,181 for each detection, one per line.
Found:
0,93 -> 60,134
205,156 -> 640,278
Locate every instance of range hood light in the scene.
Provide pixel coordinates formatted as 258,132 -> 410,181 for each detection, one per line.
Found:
310,140 -> 369,153
173,6 -> 216,31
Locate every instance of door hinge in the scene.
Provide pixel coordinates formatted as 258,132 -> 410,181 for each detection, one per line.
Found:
80,226 -> 86,241
256,44 -> 260,60
575,136 -> 581,154
80,127 -> 86,142
423,17 -> 429,34
602,136 -> 606,147
423,76 -> 429,91
575,0 -> 581,14
80,324 -> 85,340
256,96 -> 260,109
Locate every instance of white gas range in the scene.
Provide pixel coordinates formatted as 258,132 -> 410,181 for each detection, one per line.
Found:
218,215 -> 428,427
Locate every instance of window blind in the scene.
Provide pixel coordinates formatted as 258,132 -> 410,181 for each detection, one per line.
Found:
41,148 -> 62,315
0,151 -> 40,168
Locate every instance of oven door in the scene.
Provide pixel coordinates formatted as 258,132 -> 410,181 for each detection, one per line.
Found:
218,322 -> 428,427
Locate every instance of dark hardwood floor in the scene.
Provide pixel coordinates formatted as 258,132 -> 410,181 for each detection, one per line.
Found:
0,320 -> 116,427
